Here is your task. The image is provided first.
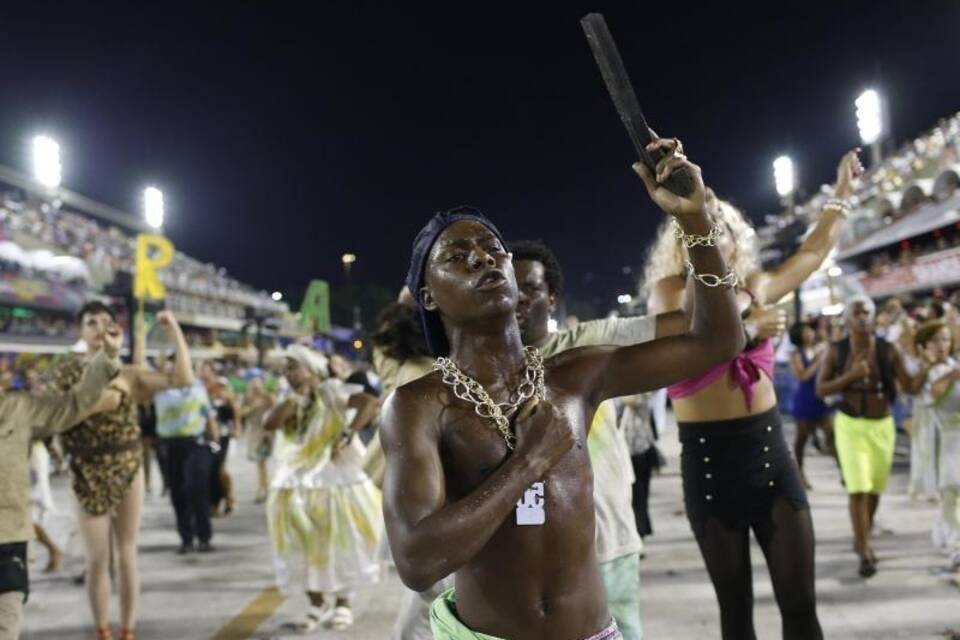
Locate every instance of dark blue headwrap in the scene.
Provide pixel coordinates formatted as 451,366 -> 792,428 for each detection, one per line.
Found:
405,206 -> 507,357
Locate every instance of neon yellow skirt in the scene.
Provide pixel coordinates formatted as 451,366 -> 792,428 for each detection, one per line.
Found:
834,412 -> 895,494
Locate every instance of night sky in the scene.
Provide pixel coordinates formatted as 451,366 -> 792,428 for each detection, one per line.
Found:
2,2 -> 959,314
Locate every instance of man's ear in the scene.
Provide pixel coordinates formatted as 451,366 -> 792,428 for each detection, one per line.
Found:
548,293 -> 558,315
421,287 -> 438,312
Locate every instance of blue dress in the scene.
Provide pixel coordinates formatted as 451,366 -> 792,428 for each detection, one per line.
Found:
792,349 -> 831,420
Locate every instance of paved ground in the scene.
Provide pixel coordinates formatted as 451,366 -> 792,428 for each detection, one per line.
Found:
22,416 -> 960,639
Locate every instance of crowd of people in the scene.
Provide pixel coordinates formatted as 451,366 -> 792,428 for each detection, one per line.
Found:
864,231 -> 960,279
0,136 -> 959,640
0,311 -> 76,343
0,308 -> 265,357
756,111 -> 960,267
0,193 -> 285,317
781,294 -> 960,574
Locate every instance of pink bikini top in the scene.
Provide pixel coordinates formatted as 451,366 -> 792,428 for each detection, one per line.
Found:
666,286 -> 777,410
668,338 -> 775,410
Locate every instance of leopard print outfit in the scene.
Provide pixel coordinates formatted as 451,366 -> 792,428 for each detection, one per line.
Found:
49,355 -> 142,516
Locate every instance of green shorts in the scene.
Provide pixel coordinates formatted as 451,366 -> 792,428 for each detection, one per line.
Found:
430,588 -> 622,640
834,412 -> 895,494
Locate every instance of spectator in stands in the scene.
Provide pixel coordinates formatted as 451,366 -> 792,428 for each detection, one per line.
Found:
0,198 -> 286,318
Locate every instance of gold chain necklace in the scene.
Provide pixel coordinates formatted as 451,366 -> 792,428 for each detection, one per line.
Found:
433,346 -> 546,450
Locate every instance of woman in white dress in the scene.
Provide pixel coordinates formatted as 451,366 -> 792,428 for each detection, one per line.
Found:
264,345 -> 381,631
914,320 -> 960,569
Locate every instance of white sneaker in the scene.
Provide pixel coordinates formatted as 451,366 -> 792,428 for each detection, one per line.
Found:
329,606 -> 353,630
283,602 -> 333,633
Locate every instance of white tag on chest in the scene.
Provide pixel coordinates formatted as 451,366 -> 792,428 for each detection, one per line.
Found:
515,481 -> 546,526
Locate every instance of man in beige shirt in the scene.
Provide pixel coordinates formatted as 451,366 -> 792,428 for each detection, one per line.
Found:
0,329 -> 121,640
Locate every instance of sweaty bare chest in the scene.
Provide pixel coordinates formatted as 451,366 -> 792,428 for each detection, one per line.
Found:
438,396 -> 592,506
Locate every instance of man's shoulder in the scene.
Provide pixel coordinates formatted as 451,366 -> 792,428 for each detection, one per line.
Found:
381,371 -> 445,443
394,369 -> 442,395
386,371 -> 444,417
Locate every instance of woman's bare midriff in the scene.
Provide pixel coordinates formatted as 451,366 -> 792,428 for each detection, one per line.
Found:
672,373 -> 778,423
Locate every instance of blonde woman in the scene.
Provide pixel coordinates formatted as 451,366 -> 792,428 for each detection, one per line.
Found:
645,148 -> 862,640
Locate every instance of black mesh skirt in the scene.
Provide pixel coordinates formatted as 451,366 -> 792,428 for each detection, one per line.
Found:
679,407 -> 809,537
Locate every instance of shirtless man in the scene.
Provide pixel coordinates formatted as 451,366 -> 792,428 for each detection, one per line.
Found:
381,141 -> 745,639
817,295 -> 922,577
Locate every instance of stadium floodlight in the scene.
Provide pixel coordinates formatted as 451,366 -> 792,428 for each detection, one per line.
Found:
855,89 -> 883,145
342,253 -> 357,265
143,187 -> 165,229
271,291 -> 283,302
617,294 -> 633,305
773,155 -> 795,198
32,136 -> 62,188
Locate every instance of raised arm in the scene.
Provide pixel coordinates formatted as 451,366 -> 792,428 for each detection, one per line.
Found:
133,311 -> 195,402
382,386 -> 571,591
132,310 -> 147,367
754,150 -> 863,304
574,140 -> 744,402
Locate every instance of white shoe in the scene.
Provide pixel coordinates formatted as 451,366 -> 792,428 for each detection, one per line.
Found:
329,606 -> 353,630
283,603 -> 333,633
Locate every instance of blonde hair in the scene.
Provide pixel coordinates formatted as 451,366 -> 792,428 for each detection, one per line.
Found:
642,198 -> 759,293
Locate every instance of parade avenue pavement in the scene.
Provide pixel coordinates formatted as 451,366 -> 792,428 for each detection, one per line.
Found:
22,415 -> 960,639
